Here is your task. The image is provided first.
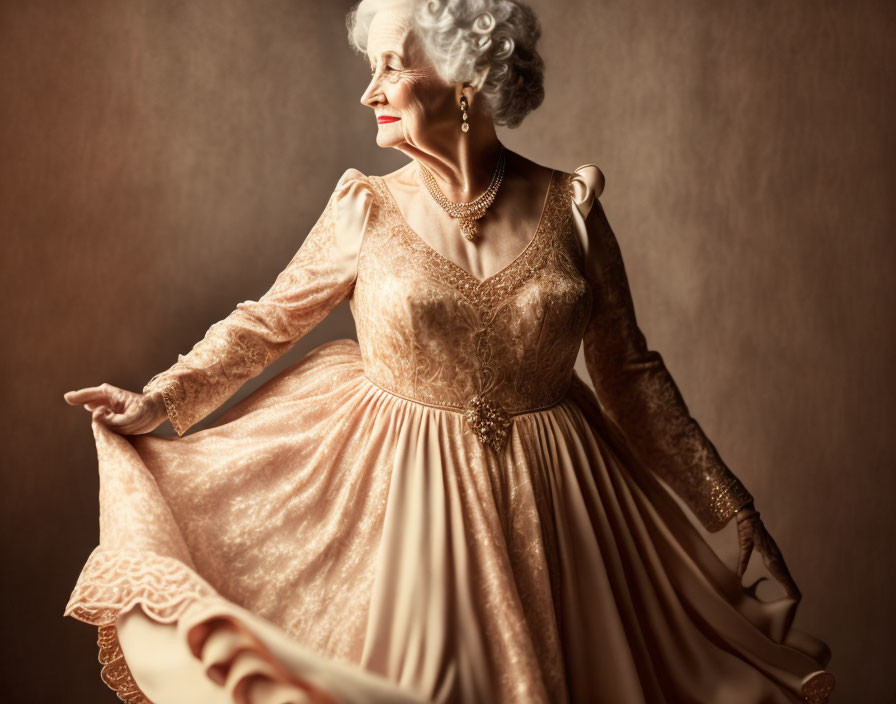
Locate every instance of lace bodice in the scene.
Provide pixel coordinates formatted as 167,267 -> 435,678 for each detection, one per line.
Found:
143,164 -> 752,532
353,170 -> 591,452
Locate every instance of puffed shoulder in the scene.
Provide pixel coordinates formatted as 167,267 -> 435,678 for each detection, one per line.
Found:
570,163 -> 606,219
569,164 -> 606,268
332,167 -> 376,205
329,168 -> 376,281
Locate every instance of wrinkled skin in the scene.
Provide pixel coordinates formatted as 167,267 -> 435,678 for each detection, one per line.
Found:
359,7 -> 502,200
358,8 -> 554,282
64,384 -> 167,435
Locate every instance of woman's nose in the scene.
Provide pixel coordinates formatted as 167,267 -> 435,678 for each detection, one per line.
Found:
360,76 -> 383,108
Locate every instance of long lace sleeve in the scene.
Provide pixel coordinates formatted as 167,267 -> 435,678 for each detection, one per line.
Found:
571,164 -> 753,532
142,168 -> 376,436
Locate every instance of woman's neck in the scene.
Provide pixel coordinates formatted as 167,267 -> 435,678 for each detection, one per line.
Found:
396,123 -> 504,202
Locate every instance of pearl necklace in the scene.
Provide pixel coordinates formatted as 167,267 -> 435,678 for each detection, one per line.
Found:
416,145 -> 507,242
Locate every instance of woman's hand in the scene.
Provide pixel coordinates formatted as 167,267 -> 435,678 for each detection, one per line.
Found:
64,384 -> 168,435
735,502 -> 802,600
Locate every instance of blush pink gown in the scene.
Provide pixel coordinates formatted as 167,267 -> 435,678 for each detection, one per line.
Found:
64,164 -> 835,704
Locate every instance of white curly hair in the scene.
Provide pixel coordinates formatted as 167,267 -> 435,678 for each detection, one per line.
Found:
346,0 -> 545,128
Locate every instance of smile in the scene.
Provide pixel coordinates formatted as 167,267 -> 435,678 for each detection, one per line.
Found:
377,116 -> 400,124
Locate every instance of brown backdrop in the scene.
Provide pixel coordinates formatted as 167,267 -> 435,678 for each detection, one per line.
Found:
1,0 -> 891,701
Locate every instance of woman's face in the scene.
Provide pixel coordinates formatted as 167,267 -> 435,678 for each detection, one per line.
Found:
360,9 -> 459,152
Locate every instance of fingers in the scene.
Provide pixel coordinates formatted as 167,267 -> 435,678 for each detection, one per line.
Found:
95,410 -> 141,434
65,386 -> 110,406
65,383 -> 123,410
92,405 -> 160,436
780,576 -> 802,600
736,541 -> 753,578
735,514 -> 802,599
91,407 -> 113,423
756,525 -> 802,600
763,552 -> 800,598
768,557 -> 799,598
735,517 -> 757,578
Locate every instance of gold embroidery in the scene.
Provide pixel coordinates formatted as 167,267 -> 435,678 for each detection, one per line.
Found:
707,478 -> 754,525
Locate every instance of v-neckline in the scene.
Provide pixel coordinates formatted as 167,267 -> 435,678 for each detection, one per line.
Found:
375,168 -> 556,287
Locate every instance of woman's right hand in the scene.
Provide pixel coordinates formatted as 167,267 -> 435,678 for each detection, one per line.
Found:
64,384 -> 168,435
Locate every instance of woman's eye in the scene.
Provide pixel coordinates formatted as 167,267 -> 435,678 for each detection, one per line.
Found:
370,65 -> 399,77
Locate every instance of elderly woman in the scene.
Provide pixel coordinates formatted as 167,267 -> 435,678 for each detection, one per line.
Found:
63,0 -> 835,702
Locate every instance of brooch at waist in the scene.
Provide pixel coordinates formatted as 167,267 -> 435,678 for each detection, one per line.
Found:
362,373 -> 573,454
463,394 -> 512,453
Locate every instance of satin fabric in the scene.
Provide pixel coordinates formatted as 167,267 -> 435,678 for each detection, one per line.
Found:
65,164 -> 834,703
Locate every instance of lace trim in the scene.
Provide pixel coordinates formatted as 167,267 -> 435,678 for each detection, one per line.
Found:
370,170 -> 572,316
65,547 -> 217,626
66,548 -> 220,703
143,377 -> 187,436
96,623 -> 150,703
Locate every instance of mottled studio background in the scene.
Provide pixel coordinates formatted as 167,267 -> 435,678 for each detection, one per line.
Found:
1,0 -> 892,701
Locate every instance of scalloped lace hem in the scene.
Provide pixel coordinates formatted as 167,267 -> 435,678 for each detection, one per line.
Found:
64,546 -> 217,626
96,622 -> 151,704
64,547 -> 221,703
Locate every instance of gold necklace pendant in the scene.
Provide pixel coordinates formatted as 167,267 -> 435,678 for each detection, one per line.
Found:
417,145 -> 506,244
460,218 -> 478,241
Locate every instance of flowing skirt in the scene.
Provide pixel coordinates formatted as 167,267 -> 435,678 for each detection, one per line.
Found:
65,338 -> 834,704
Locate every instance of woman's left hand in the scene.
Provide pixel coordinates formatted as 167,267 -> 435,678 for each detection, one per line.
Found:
735,502 -> 802,600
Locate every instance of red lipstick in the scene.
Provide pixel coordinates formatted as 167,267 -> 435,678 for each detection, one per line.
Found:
377,116 -> 400,124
